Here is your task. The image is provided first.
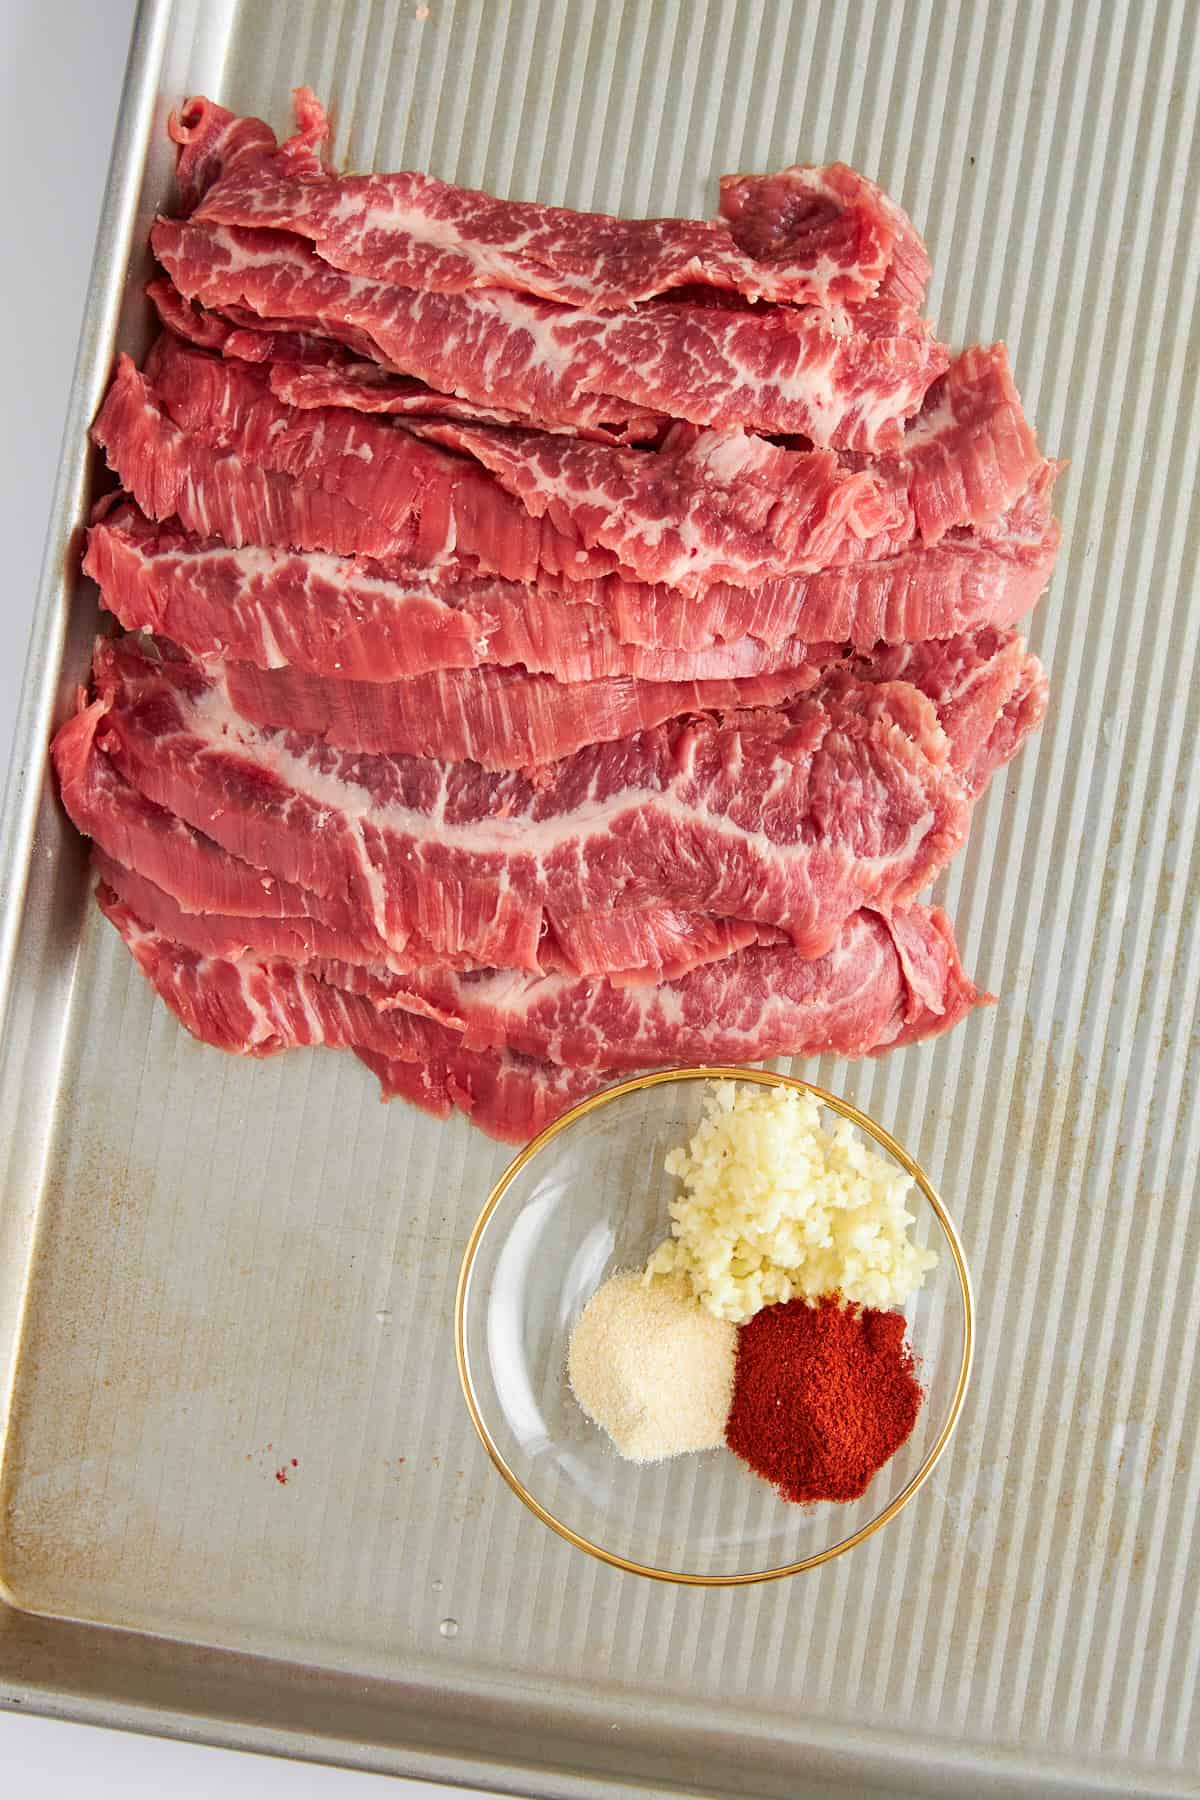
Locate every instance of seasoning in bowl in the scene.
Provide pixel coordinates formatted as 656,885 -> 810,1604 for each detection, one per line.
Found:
724,1295 -> 922,1502
567,1271 -> 736,1462
566,1080 -> 935,1505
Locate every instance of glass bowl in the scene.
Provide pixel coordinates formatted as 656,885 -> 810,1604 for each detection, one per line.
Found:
455,1067 -> 973,1585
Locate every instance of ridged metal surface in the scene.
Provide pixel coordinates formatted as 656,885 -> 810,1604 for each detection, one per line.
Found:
0,0 -> 1197,1791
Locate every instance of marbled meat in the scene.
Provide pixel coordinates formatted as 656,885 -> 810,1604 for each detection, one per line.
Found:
51,87 -> 1061,1138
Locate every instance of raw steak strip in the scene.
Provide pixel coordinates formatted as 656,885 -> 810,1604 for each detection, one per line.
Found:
847,628 -> 1049,796
312,904 -> 984,1071
116,335 -> 1006,593
57,702 -> 768,983
95,847 -> 782,989
718,165 -> 931,309
53,696 -> 394,963
418,417 -> 904,597
84,503 -> 643,682
596,475 -> 1059,652
418,344 -> 1042,595
97,839 -> 977,1072
192,90 -> 927,310
352,1046 -> 603,1143
96,885 -> 978,1138
152,215 -> 674,438
152,274 -> 680,445
152,214 -> 946,449
267,359 -> 659,443
86,477 -> 1057,685
94,885 -> 450,1063
959,657 -> 1047,795
268,360 -> 548,426
91,351 -> 614,578
61,618 -> 1043,978
149,274 -> 594,432
210,627 -> 1045,773
359,917 -> 980,1141
90,635 -> 970,969
98,883 -> 603,1142
93,849 -> 383,967
147,274 -> 334,363
861,344 -> 1045,546
545,911 -> 784,989
216,658 -> 822,766
169,96 -> 281,217
141,330 -> 602,487
97,336 -> 898,588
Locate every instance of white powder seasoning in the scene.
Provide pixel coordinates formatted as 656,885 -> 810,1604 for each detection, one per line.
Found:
567,1270 -> 737,1462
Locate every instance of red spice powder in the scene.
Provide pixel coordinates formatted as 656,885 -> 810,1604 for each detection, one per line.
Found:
725,1295 -> 923,1503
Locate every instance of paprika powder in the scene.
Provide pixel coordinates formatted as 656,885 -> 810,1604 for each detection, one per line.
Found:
724,1295 -> 922,1503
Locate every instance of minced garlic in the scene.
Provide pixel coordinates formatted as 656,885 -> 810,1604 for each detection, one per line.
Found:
644,1081 -> 937,1323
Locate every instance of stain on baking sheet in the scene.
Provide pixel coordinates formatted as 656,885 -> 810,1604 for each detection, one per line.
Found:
0,929 -> 489,1646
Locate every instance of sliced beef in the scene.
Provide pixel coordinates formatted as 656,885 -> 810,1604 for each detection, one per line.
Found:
86,479 -> 1057,683
216,658 -> 820,766
57,702 -> 779,984
418,345 -> 1042,595
86,635 -> 969,970
845,628 -> 1049,795
211,629 -> 1044,774
149,274 -> 599,433
353,1044 -> 604,1142
97,882 -> 980,1143
152,213 -> 945,448
192,90 -> 927,309
312,903 -> 983,1070
99,881 -> 605,1142
60,103 -> 1059,1138
91,349 -> 613,577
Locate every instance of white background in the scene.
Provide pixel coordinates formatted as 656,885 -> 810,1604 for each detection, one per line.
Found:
0,1 -> 497,1793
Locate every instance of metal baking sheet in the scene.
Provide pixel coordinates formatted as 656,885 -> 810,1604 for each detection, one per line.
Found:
0,0 -> 1197,1792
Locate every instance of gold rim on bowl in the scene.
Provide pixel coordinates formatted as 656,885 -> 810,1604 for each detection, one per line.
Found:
454,1065 -> 974,1586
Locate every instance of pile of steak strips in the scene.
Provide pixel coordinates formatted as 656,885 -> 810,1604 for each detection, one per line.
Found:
53,89 -> 1059,1142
